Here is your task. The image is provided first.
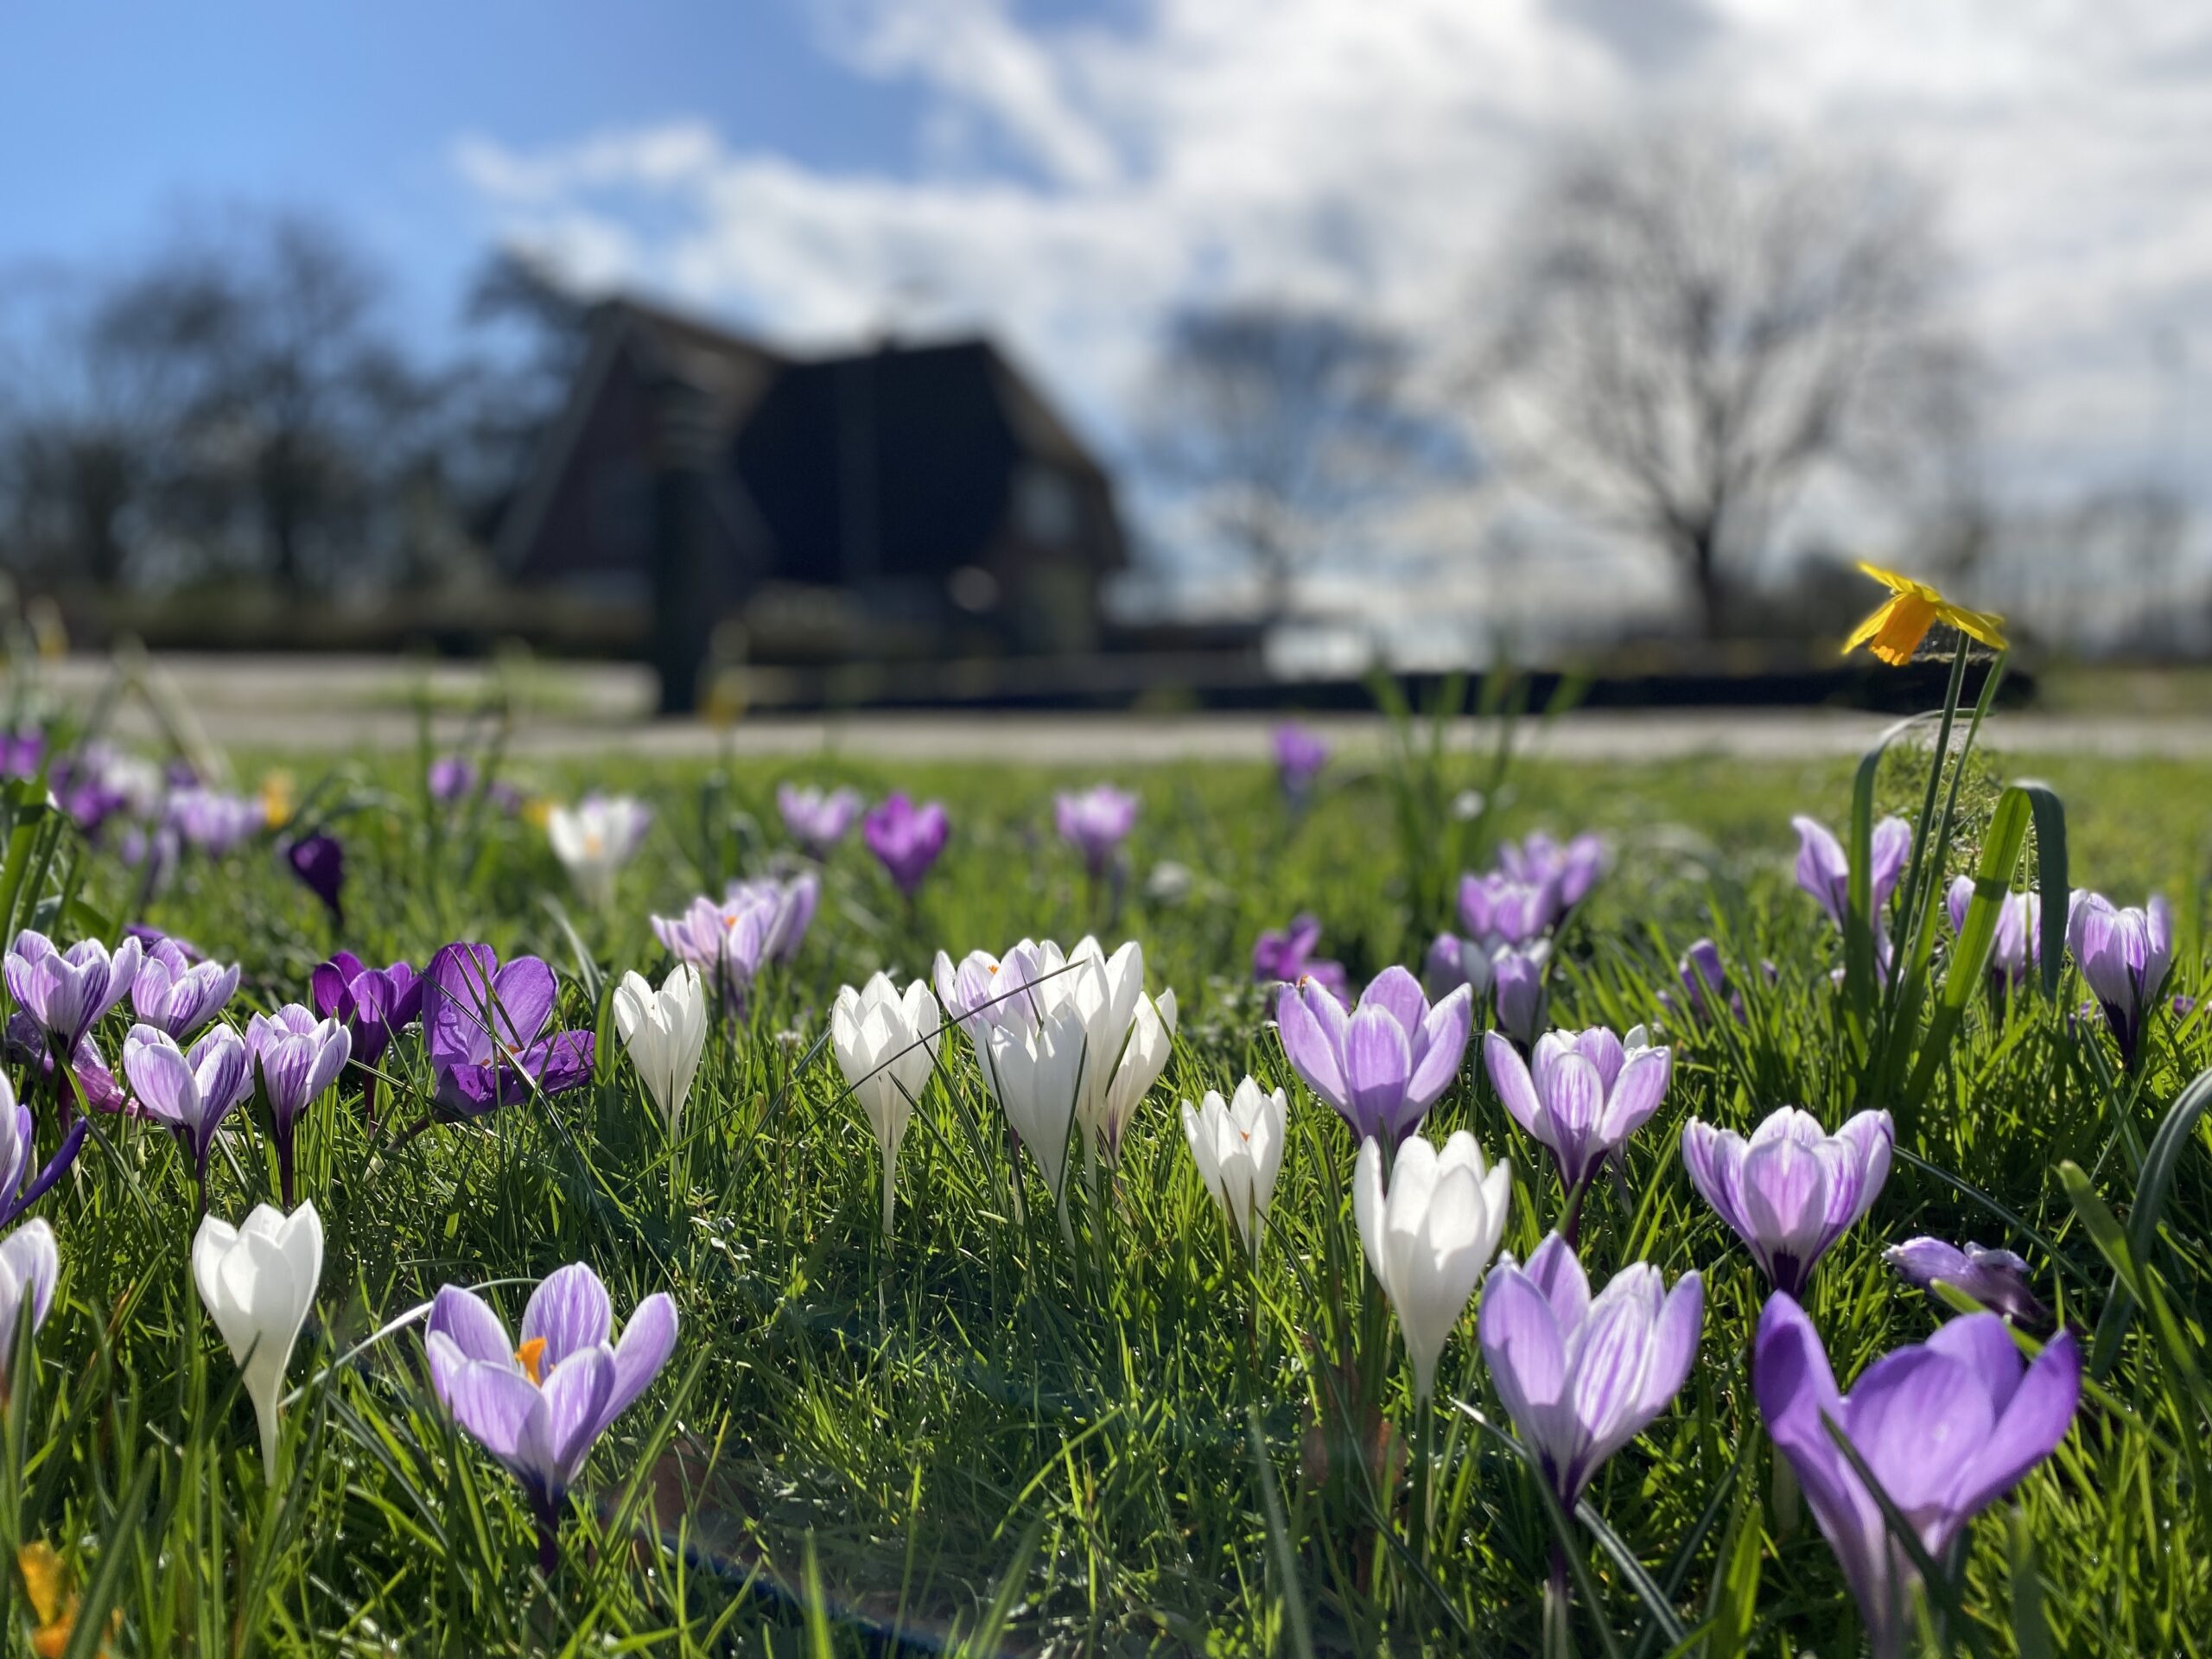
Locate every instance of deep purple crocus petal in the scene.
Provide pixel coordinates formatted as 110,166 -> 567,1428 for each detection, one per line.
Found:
520,1264 -> 614,1369
487,957 -> 558,1052
428,1285 -> 516,1365
310,962 -> 351,1021
385,963 -> 424,1027
601,1293 -> 680,1432
514,1030 -> 596,1098
424,944 -> 500,1068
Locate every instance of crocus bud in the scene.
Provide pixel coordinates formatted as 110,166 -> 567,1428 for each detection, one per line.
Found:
1180,1077 -> 1287,1257
2066,891 -> 2174,1068
1353,1130 -> 1511,1402
0,1219 -> 59,1372
613,965 -> 709,1134
830,973 -> 940,1235
1885,1236 -> 2048,1326
1491,945 -> 1548,1050
1681,1108 -> 1893,1296
246,1006 -> 352,1206
194,1202 -> 323,1481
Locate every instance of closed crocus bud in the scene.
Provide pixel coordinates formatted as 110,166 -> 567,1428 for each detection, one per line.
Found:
245,1006 -> 351,1207
194,1202 -> 323,1482
129,940 -> 240,1040
1097,988 -> 1176,1160
613,966 -> 708,1134
284,832 -> 345,925
2066,891 -> 2175,1069
1484,1026 -> 1671,1196
1179,1077 -> 1286,1257
0,1218 -> 60,1372
124,1024 -> 254,1192
1885,1236 -> 2049,1326
1354,1130 -> 1511,1402
1478,1234 -> 1702,1509
1793,815 -> 1911,935
831,974 -> 941,1235
1681,1108 -> 1893,1297
989,1001 -> 1090,1212
546,794 -> 652,909
1491,945 -> 1548,1051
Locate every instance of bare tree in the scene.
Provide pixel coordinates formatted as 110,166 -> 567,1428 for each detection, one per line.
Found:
1143,301 -> 1460,622
1475,123 -> 1971,637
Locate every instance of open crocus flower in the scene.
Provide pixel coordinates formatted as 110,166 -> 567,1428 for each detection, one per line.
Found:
2066,890 -> 2174,1068
422,944 -> 595,1119
1459,871 -> 1560,950
863,792 -> 950,896
310,951 -> 423,1072
0,1074 -> 86,1230
613,966 -> 708,1135
1680,1108 -> 1894,1296
1885,1236 -> 2049,1327
1497,831 -> 1608,912
4,931 -> 142,1053
194,1201 -> 323,1482
1252,914 -> 1351,1007
546,794 -> 652,910
1055,785 -> 1139,878
425,1264 -> 678,1570
777,784 -> 862,859
722,873 -> 818,965
1945,878 -> 2042,991
652,895 -> 771,1018
1842,561 -> 2007,666
0,1218 -> 59,1372
831,974 -> 941,1235
128,938 -> 240,1039
1794,815 -> 1912,939
246,1006 -> 351,1206
1354,1130 -> 1511,1402
1479,1234 -> 1702,1510
1276,966 -> 1473,1148
1484,1026 -> 1671,1200
1180,1077 -> 1286,1257
1274,722 -> 1327,802
123,1024 -> 253,1192
1757,1295 -> 2076,1659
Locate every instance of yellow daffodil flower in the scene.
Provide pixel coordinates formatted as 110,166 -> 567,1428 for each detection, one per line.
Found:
259,770 -> 296,830
19,1541 -> 112,1657
1842,563 -> 2007,666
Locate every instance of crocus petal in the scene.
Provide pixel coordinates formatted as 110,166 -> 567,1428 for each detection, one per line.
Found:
520,1264 -> 613,1368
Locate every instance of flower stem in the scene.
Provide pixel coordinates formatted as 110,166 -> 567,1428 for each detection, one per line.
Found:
1410,1393 -> 1435,1568
1543,1546 -> 1573,1659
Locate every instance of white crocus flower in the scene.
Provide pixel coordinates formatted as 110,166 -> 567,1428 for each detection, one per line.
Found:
613,965 -> 708,1133
989,1001 -> 1090,1231
1180,1077 -> 1286,1256
546,794 -> 652,909
1098,987 -> 1177,1157
830,974 -> 941,1236
1354,1132 -> 1512,1402
193,1202 -> 324,1482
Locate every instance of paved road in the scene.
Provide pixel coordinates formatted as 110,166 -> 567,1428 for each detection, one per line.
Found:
37,652 -> 2212,764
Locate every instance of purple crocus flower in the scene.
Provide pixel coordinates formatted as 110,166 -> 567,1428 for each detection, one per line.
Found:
428,754 -> 478,804
1756,1294 -> 2081,1659
1274,722 -> 1328,802
310,952 -> 423,1071
167,787 -> 264,856
118,822 -> 181,898
1794,815 -> 1911,936
424,1263 -> 679,1570
1484,1027 -> 1671,1198
422,944 -> 595,1119
4,930 -> 143,1052
1885,1236 -> 2049,1327
1497,831 -> 1608,912
123,1022 -> 254,1191
652,897 -> 772,1018
1252,914 -> 1351,1007
1055,785 -> 1139,879
1680,1108 -> 1894,1297
1478,1233 -> 1702,1509
1662,938 -> 1743,1026
129,938 -> 240,1040
777,784 -> 862,859
0,1073 -> 86,1230
1491,945 -> 1549,1050
285,831 -> 346,925
0,730 -> 46,782
1944,878 -> 2042,991
1458,872 -> 1558,952
2065,890 -> 2174,1068
722,873 -> 818,965
1274,965 -> 1473,1147
246,1005 -> 352,1206
863,793 -> 950,897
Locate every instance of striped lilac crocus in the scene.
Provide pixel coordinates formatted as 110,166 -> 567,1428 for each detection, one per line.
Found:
1252,914 -> 1351,1007
129,938 -> 240,1040
777,784 -> 862,859
722,874 -> 818,966
2066,890 -> 2173,1068
122,1023 -> 254,1199
1275,966 -> 1473,1147
863,793 -> 950,897
421,944 -> 595,1119
1274,722 -> 1327,802
4,931 -> 143,1054
1484,1027 -> 1670,1230
425,1264 -> 679,1571
1055,785 -> 1139,879
652,895 -> 772,1017
1945,878 -> 2042,991
1491,944 -> 1550,1051
0,1073 -> 86,1230
1794,815 -> 1911,938
246,1006 -> 352,1206
1479,1233 -> 1702,1509
1459,871 -> 1559,953
1681,1108 -> 1893,1296
1885,1236 -> 2049,1327
1496,830 -> 1608,912
1756,1295 -> 2080,1659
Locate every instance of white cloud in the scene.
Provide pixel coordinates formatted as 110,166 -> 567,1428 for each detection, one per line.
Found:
452,0 -> 2212,632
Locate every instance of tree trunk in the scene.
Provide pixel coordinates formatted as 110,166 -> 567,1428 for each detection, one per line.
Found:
1686,529 -> 1726,640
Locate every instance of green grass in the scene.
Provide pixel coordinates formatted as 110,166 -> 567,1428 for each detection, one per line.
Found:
4,728 -> 2210,1656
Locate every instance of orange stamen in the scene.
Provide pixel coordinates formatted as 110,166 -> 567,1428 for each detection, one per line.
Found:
515,1338 -> 548,1385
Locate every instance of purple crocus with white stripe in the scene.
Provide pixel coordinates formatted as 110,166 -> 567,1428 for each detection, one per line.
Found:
1756,1295 -> 2080,1659
1275,965 -> 1473,1147
247,1006 -> 352,1206
422,944 -> 595,1119
2066,890 -> 2174,1068
777,784 -> 862,860
425,1263 -> 679,1570
1794,814 -> 1911,938
1681,1108 -> 1894,1296
1483,1027 -> 1671,1226
123,1022 -> 254,1197
1478,1232 -> 1702,1510
1055,784 -> 1139,878
4,930 -> 143,1053
863,792 -> 950,896
722,873 -> 818,966
129,938 -> 240,1039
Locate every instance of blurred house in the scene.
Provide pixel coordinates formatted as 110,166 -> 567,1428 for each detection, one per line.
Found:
493,296 -> 1131,709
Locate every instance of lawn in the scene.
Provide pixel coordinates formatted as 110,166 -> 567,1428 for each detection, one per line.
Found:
2,702 -> 2208,1656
